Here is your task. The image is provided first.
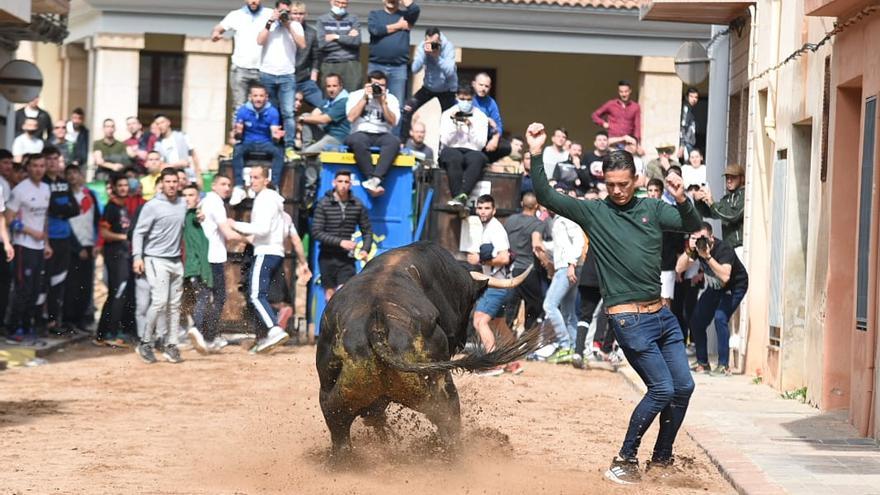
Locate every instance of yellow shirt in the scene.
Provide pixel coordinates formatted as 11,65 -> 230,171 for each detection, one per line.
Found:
140,173 -> 160,201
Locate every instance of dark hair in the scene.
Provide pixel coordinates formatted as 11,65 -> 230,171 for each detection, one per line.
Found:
585,186 -> 600,195
367,70 -> 387,83
687,87 -> 699,96
183,183 -> 200,192
0,149 -> 11,161
476,194 -> 495,207
456,84 -> 474,97
425,27 -> 441,37
22,152 -> 45,166
72,108 -> 85,117
42,145 -> 60,157
103,118 -> 115,126
618,80 -> 631,88
276,0 -> 292,5
153,113 -> 169,122
554,127 -> 568,138
249,82 -> 267,93
511,135 -> 524,143
334,169 -> 351,178
324,73 -> 343,86
65,164 -> 82,174
110,173 -> 128,187
701,222 -> 713,235
665,165 -> 683,178
647,178 -> 664,190
159,167 -> 179,180
602,150 -> 637,177
595,130 -> 608,138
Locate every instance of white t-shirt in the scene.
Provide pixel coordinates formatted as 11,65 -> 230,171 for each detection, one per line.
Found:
542,146 -> 569,179
480,217 -> 510,277
0,177 -> 10,206
283,211 -> 299,239
259,20 -> 304,76
220,6 -> 273,69
200,191 -> 229,264
8,179 -> 50,250
12,134 -> 44,157
682,164 -> 707,189
346,89 -> 401,135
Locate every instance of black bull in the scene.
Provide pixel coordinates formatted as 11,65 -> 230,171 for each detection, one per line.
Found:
316,241 -> 541,454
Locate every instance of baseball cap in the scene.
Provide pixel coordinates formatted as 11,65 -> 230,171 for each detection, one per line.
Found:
723,164 -> 745,177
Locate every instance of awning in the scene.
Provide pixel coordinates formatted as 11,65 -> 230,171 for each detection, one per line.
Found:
639,0 -> 754,24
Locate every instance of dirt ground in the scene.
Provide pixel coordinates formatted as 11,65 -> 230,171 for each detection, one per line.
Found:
0,342 -> 732,494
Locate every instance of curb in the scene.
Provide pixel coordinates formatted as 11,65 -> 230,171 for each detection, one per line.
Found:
0,332 -> 91,367
617,366 -> 787,495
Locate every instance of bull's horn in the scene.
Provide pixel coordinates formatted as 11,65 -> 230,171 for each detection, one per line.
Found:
470,264 -> 534,289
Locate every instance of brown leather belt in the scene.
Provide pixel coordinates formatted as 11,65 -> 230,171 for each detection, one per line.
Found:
606,299 -> 664,315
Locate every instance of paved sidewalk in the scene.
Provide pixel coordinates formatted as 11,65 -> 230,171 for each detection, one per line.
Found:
621,367 -> 880,494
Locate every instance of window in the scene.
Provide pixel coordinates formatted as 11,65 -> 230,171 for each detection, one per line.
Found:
138,51 -> 184,109
855,97 -> 876,331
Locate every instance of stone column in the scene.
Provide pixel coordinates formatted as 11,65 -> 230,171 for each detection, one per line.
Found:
85,33 -> 144,148
637,56 -> 682,161
182,36 -> 232,173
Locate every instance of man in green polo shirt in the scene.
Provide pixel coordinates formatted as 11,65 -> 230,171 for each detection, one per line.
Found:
527,122 -> 702,485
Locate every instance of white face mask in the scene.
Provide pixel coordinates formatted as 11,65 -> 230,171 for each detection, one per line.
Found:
331,5 -> 346,15
457,99 -> 473,113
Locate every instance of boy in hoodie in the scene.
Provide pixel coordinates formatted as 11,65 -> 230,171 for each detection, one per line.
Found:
228,165 -> 291,353
231,83 -> 286,205
131,167 -> 187,364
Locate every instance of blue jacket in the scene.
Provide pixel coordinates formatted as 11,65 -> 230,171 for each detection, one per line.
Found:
474,94 -> 503,136
43,176 -> 79,239
235,101 -> 280,144
411,33 -> 457,93
368,3 -> 420,65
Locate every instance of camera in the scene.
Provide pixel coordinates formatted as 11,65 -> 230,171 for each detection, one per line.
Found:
279,10 -> 290,22
453,111 -> 472,122
695,236 -> 710,253
371,83 -> 383,96
429,41 -> 440,50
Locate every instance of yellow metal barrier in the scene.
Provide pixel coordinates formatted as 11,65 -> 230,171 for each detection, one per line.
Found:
318,151 -> 416,167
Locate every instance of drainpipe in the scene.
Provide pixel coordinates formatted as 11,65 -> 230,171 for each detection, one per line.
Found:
706,24 -> 730,231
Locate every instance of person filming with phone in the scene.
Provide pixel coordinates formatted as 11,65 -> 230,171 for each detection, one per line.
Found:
675,222 -> 748,376
438,84 -> 488,209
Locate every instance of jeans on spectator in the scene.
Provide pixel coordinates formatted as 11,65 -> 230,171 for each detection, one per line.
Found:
250,254 -> 282,339
97,247 -> 131,341
504,263 -> 546,332
543,268 -> 579,348
203,263 -> 227,342
230,65 -> 262,124
10,246 -> 45,330
367,62 -> 407,132
321,60 -> 362,92
297,78 -> 324,109
142,256 -> 183,346
611,306 -> 694,461
344,131 -> 400,182
259,72 -> 296,149
689,285 -> 748,367
575,285 -> 602,356
63,245 -> 95,327
439,147 -> 487,198
233,140 -> 285,187
400,87 -> 457,138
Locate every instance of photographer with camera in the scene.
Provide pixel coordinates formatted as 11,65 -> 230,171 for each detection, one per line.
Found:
438,84 -> 488,209
675,222 -> 748,376
399,27 -> 458,139
344,70 -> 401,197
257,0 -> 306,158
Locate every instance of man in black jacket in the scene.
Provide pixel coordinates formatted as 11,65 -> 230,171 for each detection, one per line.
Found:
290,3 -> 323,109
14,97 -> 53,141
312,170 -> 372,301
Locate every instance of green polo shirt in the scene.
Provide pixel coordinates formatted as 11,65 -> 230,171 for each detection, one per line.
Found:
531,153 -> 702,307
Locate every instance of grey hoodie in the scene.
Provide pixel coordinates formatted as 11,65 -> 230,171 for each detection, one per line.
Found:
132,191 -> 187,261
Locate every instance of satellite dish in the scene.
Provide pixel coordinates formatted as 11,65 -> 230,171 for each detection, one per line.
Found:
0,60 -> 43,103
674,42 -> 710,86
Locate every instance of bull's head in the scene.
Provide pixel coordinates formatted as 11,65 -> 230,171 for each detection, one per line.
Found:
469,264 -> 534,289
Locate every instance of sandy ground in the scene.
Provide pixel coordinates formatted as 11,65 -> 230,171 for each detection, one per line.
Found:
0,342 -> 732,494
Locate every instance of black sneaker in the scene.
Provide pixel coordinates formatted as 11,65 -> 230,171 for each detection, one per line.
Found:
571,353 -> 585,369
136,342 -> 157,364
646,456 -> 674,472
604,456 -> 641,484
162,344 -> 183,364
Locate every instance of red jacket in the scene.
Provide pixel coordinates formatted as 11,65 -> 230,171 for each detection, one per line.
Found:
591,98 -> 641,142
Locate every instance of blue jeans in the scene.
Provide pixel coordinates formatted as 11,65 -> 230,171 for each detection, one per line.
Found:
297,78 -> 324,108
249,254 -> 283,337
689,285 -> 747,367
611,306 -> 694,461
543,268 -> 578,348
233,141 -> 284,187
259,72 -> 296,149
367,62 -> 407,131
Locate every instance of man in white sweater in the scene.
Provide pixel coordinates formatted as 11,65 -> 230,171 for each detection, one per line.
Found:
438,84 -> 488,209
228,165 -> 290,353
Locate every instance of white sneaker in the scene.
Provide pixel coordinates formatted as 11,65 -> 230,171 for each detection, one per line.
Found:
361,177 -> 381,193
254,326 -> 290,354
187,327 -> 209,355
534,343 -> 558,359
209,335 -> 228,353
230,186 -> 247,206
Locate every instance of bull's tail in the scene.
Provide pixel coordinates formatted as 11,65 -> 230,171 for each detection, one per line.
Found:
367,308 -> 545,374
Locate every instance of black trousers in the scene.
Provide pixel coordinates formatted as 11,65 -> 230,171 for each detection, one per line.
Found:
399,88 -> 456,139
46,237 -> 72,324
504,264 -> 547,331
439,147 -> 487,197
0,255 -> 11,328
11,246 -> 45,330
97,248 -> 131,341
344,131 -> 400,182
483,137 -> 512,164
63,246 -> 95,326
202,263 -> 227,341
574,285 -> 602,356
